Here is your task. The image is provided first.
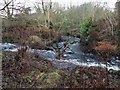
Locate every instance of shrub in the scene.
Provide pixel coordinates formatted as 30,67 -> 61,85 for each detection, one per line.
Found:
80,17 -> 92,37
80,17 -> 98,52
2,33 -> 14,43
94,41 -> 117,53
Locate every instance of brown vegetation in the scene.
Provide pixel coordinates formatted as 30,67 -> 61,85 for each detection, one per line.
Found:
2,25 -> 61,49
94,41 -> 117,54
2,51 -> 119,88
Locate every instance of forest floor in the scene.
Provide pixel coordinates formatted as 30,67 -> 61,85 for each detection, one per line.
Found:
2,51 -> 120,88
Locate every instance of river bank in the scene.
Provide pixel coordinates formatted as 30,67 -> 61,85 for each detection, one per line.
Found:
1,35 -> 120,88
2,52 -> 120,88
1,35 -> 120,71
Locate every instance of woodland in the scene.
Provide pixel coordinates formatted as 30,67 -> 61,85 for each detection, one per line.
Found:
0,0 -> 120,88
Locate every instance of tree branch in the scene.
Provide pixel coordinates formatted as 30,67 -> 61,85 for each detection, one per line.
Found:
0,0 -> 12,11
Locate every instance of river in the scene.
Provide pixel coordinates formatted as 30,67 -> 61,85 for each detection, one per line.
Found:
0,36 -> 120,71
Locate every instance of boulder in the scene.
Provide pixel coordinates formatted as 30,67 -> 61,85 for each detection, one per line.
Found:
26,35 -> 45,49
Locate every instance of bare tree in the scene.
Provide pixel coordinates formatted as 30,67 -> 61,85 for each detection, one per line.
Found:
0,0 -> 27,19
1,0 -> 15,19
41,0 -> 47,26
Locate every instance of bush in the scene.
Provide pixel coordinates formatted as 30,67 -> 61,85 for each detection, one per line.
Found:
80,17 -> 92,38
80,17 -> 98,52
2,33 -> 14,43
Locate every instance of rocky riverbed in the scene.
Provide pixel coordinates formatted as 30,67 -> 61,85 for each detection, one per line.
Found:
1,36 -> 120,88
0,36 -> 120,71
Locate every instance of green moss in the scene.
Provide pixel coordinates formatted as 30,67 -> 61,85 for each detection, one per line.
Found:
27,35 -> 43,44
26,35 -> 46,49
36,70 -> 61,87
45,70 -> 61,84
39,72 -> 46,80
26,76 -> 33,83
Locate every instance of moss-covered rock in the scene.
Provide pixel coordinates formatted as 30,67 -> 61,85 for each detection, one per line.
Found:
27,36 -> 42,44
26,35 -> 46,49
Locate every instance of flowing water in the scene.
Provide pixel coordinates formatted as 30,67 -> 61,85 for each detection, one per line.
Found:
0,36 -> 120,70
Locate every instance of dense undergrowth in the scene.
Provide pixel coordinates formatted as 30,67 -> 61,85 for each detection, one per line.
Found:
2,25 -> 61,50
2,51 -> 120,88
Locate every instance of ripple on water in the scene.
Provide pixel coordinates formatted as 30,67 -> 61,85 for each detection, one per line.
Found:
1,42 -> 120,71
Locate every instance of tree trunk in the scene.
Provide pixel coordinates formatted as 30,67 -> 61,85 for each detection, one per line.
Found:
41,0 -> 47,26
116,1 -> 120,58
116,1 -> 120,46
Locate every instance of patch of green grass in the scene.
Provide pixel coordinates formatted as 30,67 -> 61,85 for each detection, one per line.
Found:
26,76 -> 33,83
45,70 -> 61,84
35,70 -> 61,87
